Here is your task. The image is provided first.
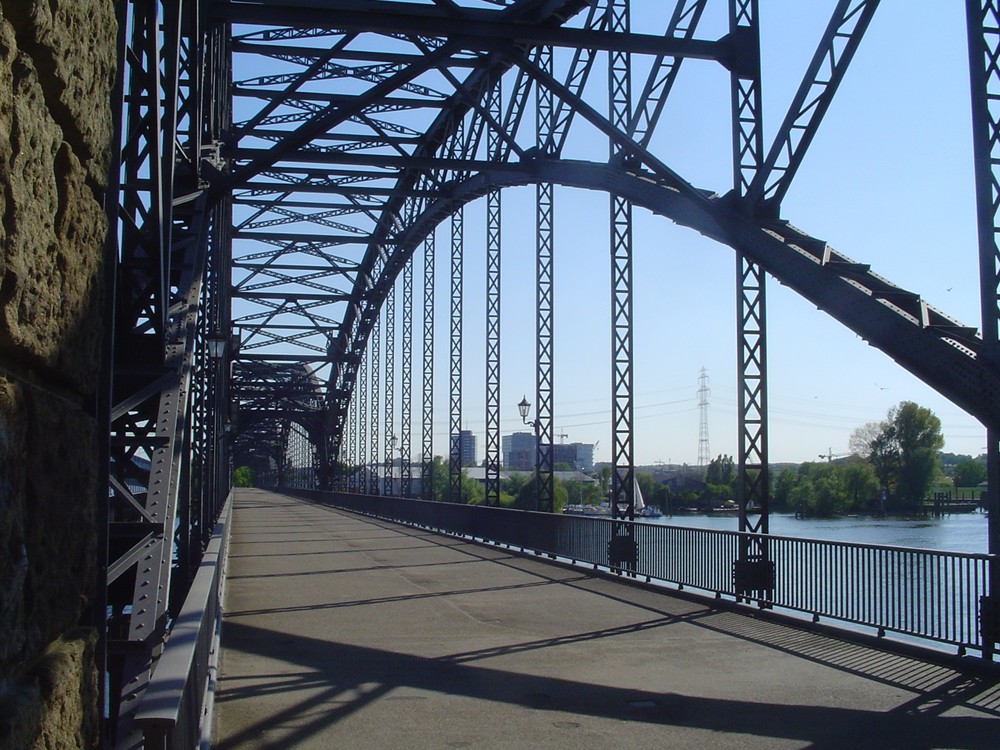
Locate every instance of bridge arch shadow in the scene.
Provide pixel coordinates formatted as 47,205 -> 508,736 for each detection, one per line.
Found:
214,496 -> 999,749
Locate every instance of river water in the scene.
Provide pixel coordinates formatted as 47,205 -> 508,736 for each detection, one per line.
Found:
646,511 -> 991,555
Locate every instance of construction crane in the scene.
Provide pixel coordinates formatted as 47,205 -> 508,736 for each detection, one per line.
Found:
818,448 -> 851,463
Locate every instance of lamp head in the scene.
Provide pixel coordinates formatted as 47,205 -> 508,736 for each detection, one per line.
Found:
206,331 -> 228,359
517,396 -> 530,422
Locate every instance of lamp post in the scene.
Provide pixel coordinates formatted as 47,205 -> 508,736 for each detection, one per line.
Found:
390,434 -> 399,496
518,396 -> 541,511
204,329 -> 230,531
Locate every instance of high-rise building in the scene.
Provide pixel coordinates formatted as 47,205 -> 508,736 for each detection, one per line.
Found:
504,433 -> 595,472
459,429 -> 477,467
502,432 -> 535,469
572,443 -> 595,472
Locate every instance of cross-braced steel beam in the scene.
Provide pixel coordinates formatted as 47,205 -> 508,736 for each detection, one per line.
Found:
449,208 -> 465,502
535,44 -> 556,514
422,234 -> 436,501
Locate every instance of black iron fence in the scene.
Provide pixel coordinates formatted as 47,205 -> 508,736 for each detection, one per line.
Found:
296,490 -> 996,657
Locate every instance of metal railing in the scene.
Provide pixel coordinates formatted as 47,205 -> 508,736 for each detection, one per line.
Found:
299,490 -> 996,656
134,494 -> 232,750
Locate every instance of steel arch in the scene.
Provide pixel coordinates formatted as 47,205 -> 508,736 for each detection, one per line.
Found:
104,2 -> 1000,741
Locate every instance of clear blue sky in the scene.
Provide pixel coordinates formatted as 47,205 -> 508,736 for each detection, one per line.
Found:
231,2 -> 988,466
421,1 -> 986,466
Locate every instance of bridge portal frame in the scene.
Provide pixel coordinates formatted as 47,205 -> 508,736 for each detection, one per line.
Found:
101,2 -> 1000,745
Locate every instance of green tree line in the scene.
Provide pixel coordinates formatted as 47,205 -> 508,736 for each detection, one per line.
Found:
776,400 -> 957,517
233,400 -> 978,518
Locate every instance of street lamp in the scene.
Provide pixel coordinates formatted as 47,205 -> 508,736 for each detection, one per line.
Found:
518,396 -> 541,511
517,396 -> 532,424
205,330 -> 228,359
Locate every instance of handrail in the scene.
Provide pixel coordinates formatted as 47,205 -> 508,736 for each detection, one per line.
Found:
297,490 -> 996,658
134,494 -> 233,749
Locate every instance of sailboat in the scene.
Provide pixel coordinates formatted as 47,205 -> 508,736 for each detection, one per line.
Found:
634,476 -> 662,518
623,475 -> 660,518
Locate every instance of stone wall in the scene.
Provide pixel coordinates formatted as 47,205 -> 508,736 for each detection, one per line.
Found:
0,1 -> 115,748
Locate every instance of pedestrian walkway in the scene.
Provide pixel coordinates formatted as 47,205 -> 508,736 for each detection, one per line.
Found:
212,489 -> 999,749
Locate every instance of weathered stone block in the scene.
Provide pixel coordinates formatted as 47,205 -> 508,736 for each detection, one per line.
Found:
1,0 -> 116,186
0,379 -> 97,675
0,629 -> 98,750
0,43 -> 106,393
0,378 -> 27,670
0,3 -> 109,749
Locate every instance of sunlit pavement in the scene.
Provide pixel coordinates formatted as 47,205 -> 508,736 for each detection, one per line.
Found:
212,489 -> 999,750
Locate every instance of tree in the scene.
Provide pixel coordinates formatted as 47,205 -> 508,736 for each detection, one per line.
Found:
704,454 -> 736,503
513,476 -> 568,513
459,472 -> 485,505
427,456 -> 448,501
850,420 -> 897,496
501,472 -> 530,499
772,468 -> 798,512
427,456 -> 485,504
564,478 -> 601,506
774,462 -> 876,517
705,454 -> 735,485
597,466 -> 612,496
849,401 -> 944,509
234,465 -> 255,488
651,482 -> 670,512
888,402 -> 942,507
954,458 -> 986,488
842,462 -> 879,509
810,471 -> 849,517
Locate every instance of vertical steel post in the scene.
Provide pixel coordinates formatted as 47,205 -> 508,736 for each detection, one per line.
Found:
384,284 -> 396,495
359,350 -> 369,493
370,304 -> 382,495
485,78 -> 503,507
536,45 -> 556,513
736,257 -> 770,537
966,0 -> 1000,656
349,390 -> 359,493
607,0 -> 637,569
422,233 -> 436,501
729,0 -> 773,599
107,0 -> 224,743
449,208 -> 465,503
402,260 -> 414,497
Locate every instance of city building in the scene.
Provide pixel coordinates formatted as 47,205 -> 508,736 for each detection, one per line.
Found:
459,429 -> 477,467
554,442 -> 595,472
502,432 -> 535,469
503,433 -> 595,472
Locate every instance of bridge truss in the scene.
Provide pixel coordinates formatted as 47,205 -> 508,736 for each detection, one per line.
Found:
104,0 -> 1000,744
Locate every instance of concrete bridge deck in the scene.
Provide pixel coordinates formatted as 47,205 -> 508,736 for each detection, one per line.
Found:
212,489 -> 1000,749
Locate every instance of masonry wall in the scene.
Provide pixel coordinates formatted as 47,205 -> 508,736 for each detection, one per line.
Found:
0,1 -> 115,748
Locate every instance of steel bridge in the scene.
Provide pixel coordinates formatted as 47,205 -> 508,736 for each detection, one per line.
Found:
104,0 -> 1000,746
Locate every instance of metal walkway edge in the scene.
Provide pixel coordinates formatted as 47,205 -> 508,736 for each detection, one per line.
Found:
212,489 -> 999,749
